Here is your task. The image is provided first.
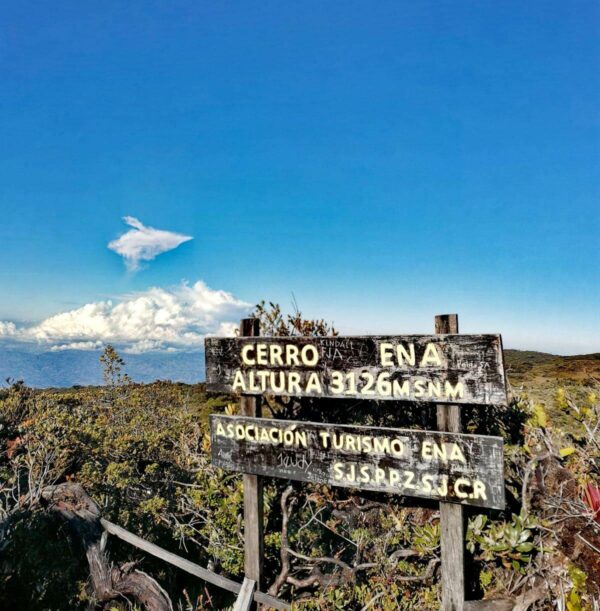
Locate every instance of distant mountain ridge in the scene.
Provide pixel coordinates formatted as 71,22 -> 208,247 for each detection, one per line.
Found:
0,348 -> 205,387
0,346 -> 598,390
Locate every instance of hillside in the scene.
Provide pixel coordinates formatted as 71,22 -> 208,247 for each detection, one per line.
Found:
504,349 -> 600,406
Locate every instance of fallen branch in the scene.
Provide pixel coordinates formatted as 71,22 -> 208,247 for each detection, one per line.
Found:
42,482 -> 173,611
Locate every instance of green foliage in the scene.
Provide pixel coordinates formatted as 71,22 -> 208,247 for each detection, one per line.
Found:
0,355 -> 234,609
467,512 -> 536,573
567,565 -> 588,611
478,568 -> 493,593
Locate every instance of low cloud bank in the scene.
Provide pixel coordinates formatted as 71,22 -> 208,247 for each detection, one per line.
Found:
0,281 -> 250,353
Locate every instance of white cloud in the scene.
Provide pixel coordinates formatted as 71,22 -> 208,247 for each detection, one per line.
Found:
123,340 -> 179,354
0,281 -> 251,352
108,216 -> 193,271
0,322 -> 16,336
50,341 -> 104,352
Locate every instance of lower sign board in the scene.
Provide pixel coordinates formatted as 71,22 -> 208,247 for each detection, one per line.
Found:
210,415 -> 505,510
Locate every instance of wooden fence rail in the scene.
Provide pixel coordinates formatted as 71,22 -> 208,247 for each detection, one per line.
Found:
100,518 -> 291,610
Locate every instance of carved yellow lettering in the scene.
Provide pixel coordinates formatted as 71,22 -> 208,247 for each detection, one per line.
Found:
380,343 -> 394,366
301,344 -> 319,366
360,372 -> 375,395
449,443 -> 466,463
359,465 -> 370,483
296,431 -> 308,448
445,381 -> 464,399
422,474 -> 434,493
305,372 -> 322,393
270,371 -> 286,393
286,345 -> 300,366
472,480 -> 487,500
428,380 -> 442,398
270,345 -> 283,366
389,469 -> 400,486
332,433 -> 344,450
373,437 -> 390,454
422,440 -> 433,460
329,371 -> 344,394
390,439 -> 404,457
376,372 -> 392,395
393,379 -> 410,397
454,478 -> 470,498
288,372 -> 301,394
433,443 -> 446,461
232,370 -> 246,392
397,343 -> 416,366
256,343 -> 268,365
256,370 -> 269,391
437,475 -> 448,496
241,345 -> 255,365
421,343 -> 442,366
414,379 -> 426,398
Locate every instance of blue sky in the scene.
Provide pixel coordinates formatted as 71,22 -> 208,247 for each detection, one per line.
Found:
0,1 -> 598,354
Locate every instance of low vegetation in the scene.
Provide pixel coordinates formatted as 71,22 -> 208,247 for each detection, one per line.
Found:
0,303 -> 598,609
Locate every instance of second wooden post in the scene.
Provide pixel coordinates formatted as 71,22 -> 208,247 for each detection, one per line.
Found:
240,318 -> 264,596
435,313 -> 465,611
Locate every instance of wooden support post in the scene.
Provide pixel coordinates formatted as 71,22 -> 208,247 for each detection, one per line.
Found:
233,578 -> 257,611
240,318 -> 264,598
435,314 -> 464,611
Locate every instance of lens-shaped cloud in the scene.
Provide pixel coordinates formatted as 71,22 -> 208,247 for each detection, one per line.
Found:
108,216 -> 193,271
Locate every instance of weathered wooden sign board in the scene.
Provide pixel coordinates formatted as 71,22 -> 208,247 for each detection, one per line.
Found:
205,335 -> 507,405
210,414 -> 505,510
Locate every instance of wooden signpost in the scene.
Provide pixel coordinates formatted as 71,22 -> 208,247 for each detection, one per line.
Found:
238,318 -> 263,594
205,315 -> 508,610
436,314 -> 466,611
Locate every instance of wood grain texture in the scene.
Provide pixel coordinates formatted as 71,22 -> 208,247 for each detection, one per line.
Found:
232,578 -> 256,611
210,415 -> 505,510
436,314 -> 465,611
239,318 -> 264,599
205,334 -> 507,405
